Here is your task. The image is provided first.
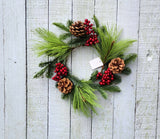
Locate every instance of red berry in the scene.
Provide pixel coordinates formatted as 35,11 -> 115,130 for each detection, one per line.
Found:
85,19 -> 88,22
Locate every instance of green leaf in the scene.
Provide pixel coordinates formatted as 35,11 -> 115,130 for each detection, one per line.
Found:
52,22 -> 70,32
95,25 -> 122,63
107,40 -> 136,62
93,15 -> 100,28
97,88 -> 108,99
112,74 -> 121,84
90,70 -> 98,82
33,66 -> 48,78
59,33 -> 71,40
101,85 -> 121,92
121,67 -> 131,75
72,81 -> 100,117
34,28 -> 72,61
67,20 -> 73,28
61,93 -> 70,99
124,53 -> 137,65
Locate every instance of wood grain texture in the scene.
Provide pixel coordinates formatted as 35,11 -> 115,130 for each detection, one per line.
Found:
3,0 -> 26,138
0,0 -> 4,138
135,0 -> 160,138
158,59 -> 160,138
113,0 -> 139,139
0,1 -> 160,138
48,0 -> 72,138
27,0 -> 48,138
92,0 -> 117,139
71,0 -> 94,139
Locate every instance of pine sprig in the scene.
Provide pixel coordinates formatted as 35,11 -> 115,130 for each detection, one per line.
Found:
121,67 -> 131,75
34,59 -> 58,78
93,15 -> 100,28
35,28 -> 72,62
67,20 -> 73,28
59,33 -> 72,40
90,70 -> 98,82
112,74 -> 121,84
107,40 -> 136,62
52,22 -> 70,32
100,85 -> 121,92
124,53 -> 137,65
73,82 -> 100,116
94,25 -> 122,64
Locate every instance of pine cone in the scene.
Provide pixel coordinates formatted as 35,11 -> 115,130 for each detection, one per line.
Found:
58,78 -> 73,94
69,21 -> 86,37
108,58 -> 125,74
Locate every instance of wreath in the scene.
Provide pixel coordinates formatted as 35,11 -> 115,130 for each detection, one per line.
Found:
34,15 -> 137,116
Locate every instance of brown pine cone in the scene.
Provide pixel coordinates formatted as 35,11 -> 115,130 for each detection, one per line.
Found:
69,21 -> 86,37
108,58 -> 125,74
58,78 -> 73,94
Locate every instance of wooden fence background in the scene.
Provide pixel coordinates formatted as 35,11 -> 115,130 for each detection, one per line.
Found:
0,0 -> 160,138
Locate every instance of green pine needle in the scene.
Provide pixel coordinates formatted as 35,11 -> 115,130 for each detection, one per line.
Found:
100,85 -> 121,92
121,67 -> 131,75
52,22 -> 70,32
97,88 -> 108,99
67,20 -> 73,28
94,25 -> 122,63
107,40 -> 136,62
73,83 -> 100,116
33,66 -> 48,78
59,32 -> 72,40
124,53 -> 137,65
93,15 -> 100,28
112,74 -> 121,84
34,28 -> 72,61
90,70 -> 98,82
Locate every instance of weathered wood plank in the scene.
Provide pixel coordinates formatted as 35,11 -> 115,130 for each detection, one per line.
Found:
27,0 -> 48,138
71,0 -> 94,138
92,0 -> 117,139
157,50 -> 160,138
48,0 -> 71,138
3,0 -> 26,138
135,0 -> 160,138
0,0 -> 4,138
113,0 -> 139,138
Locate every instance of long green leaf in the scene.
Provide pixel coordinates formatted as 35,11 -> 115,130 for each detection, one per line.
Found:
52,22 -> 70,32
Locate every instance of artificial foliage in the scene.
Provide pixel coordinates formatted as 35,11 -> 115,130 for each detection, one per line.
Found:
34,15 -> 137,116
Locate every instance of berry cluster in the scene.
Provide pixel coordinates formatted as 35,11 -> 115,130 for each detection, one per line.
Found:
98,68 -> 114,86
85,34 -> 99,46
84,19 -> 93,35
96,72 -> 102,79
52,63 -> 68,81
84,19 -> 99,46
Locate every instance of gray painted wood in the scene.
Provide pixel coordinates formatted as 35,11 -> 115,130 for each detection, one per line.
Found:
92,0 -> 117,139
113,0 -> 139,138
0,0 -> 159,138
2,0 -> 26,138
0,0 -> 4,138
27,0 -> 48,138
135,0 -> 160,138
48,0 -> 72,138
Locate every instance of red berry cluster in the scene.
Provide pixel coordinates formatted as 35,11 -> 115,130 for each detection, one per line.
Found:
84,19 -> 99,46
98,68 -> 114,86
85,35 -> 99,46
52,63 -> 68,81
96,72 -> 102,79
84,19 -> 93,35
